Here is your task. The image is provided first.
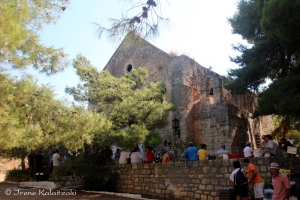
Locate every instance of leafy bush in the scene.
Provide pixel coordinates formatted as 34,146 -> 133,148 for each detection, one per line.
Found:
5,168 -> 29,182
55,145 -> 119,191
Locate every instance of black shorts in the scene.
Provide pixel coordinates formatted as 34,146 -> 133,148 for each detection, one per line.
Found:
234,184 -> 248,198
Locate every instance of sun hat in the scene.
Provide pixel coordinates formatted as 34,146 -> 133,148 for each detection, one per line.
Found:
270,162 -> 280,169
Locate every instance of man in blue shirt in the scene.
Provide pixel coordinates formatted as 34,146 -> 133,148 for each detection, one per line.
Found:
184,142 -> 199,161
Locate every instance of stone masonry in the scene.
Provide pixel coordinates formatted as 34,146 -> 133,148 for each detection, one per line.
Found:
111,157 -> 300,200
103,33 -> 274,154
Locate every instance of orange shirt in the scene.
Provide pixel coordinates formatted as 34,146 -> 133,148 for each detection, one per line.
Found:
162,155 -> 170,163
248,164 -> 263,184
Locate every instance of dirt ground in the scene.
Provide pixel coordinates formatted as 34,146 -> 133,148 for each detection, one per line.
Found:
0,159 -> 21,182
0,182 -> 139,200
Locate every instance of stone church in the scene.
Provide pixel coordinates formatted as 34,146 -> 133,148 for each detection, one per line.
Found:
103,33 -> 273,154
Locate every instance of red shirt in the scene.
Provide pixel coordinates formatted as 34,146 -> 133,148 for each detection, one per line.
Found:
146,151 -> 154,163
272,173 -> 291,199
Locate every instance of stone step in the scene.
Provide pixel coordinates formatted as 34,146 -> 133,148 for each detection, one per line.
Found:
20,181 -> 58,190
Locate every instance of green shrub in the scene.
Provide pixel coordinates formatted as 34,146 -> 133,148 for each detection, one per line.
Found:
5,168 -> 29,182
55,146 -> 119,191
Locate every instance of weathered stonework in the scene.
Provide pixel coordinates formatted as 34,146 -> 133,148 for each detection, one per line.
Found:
111,157 -> 300,200
103,33 -> 273,154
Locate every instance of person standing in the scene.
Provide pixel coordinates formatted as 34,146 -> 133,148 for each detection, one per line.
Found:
270,162 -> 291,200
48,151 -> 54,180
52,149 -> 60,180
229,160 -> 249,200
162,140 -> 169,155
34,151 -> 45,182
184,142 -> 198,161
28,150 -> 36,181
243,141 -> 253,158
114,148 -> 121,164
197,144 -> 208,161
243,158 -> 264,200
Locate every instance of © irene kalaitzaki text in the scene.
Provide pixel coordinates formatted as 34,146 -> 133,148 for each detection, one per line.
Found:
5,189 -> 76,196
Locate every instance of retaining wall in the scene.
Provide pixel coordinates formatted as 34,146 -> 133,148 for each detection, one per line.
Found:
111,157 -> 300,200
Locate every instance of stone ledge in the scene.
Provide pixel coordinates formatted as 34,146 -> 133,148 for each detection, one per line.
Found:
20,181 -> 58,190
81,190 -> 158,200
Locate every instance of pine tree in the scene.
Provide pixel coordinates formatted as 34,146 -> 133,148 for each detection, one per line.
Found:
0,72 -> 110,151
67,54 -> 174,149
225,0 -> 300,139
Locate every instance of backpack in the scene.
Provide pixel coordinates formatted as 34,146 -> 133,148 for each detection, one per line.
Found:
234,168 -> 248,186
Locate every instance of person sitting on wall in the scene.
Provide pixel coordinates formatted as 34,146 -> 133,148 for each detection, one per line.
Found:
114,148 -> 121,164
243,141 -> 253,158
197,144 -> 208,161
161,153 -> 170,163
264,134 -> 278,157
167,150 -> 176,162
260,135 -> 267,154
280,138 -> 293,158
184,142 -> 199,161
145,146 -> 154,163
216,143 -> 229,159
130,146 -> 143,164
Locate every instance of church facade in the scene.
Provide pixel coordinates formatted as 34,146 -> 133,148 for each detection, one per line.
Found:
103,34 -> 273,154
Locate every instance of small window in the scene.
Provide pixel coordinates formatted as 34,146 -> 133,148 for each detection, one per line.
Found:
127,64 -> 132,72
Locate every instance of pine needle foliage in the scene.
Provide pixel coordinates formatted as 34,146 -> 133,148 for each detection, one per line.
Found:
95,0 -> 171,42
225,0 -> 300,119
0,0 -> 69,74
0,71 -> 110,151
67,54 -> 175,149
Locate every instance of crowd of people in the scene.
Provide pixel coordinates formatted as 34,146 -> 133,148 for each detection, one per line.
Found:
113,134 -> 295,165
229,159 -> 291,200
243,135 -> 294,159
114,141 -> 176,164
27,149 -> 68,182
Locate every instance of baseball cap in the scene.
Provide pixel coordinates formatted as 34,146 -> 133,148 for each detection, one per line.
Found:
270,162 -> 280,169
246,141 -> 251,145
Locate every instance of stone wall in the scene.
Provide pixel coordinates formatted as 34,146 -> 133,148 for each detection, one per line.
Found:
111,157 -> 300,200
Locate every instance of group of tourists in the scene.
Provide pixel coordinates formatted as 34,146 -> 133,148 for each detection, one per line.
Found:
114,141 -> 177,164
230,159 -> 291,200
28,149 -> 61,181
183,142 -> 210,161
243,135 -> 294,158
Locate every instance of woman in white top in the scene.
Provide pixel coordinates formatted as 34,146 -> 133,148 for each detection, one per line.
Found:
130,147 -> 143,164
119,151 -> 129,164
243,141 -> 253,158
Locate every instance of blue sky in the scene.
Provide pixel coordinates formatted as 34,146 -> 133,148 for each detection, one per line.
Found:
19,0 -> 246,103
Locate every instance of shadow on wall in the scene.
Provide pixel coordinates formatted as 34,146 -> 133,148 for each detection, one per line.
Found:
229,115 -> 248,154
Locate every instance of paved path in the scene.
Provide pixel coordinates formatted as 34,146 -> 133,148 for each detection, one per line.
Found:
0,183 -> 139,200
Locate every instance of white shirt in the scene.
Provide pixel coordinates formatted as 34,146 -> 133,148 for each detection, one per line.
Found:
243,146 -> 253,157
265,140 -> 277,155
119,151 -> 129,164
230,168 -> 245,185
130,152 -> 143,164
52,153 -> 60,166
